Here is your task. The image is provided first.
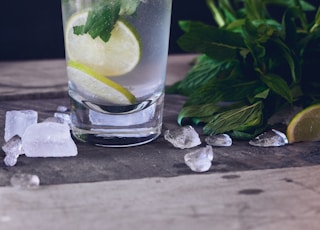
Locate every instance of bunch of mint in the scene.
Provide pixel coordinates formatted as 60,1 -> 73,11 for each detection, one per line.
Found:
167,0 -> 320,140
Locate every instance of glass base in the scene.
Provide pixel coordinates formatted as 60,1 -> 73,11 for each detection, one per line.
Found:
69,93 -> 164,147
72,127 -> 161,147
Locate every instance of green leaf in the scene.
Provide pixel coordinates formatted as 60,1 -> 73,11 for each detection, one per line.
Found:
184,75 -> 262,107
166,55 -> 238,96
282,8 -> 298,47
206,0 -> 226,27
172,0 -> 320,140
203,101 -> 264,135
73,1 -> 121,42
244,0 -> 267,20
177,21 -> 247,61
310,7 -> 320,32
261,74 -> 293,103
271,38 -> 299,83
177,103 -> 221,125
254,88 -> 270,100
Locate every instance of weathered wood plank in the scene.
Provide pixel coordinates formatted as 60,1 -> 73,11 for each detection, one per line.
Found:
1,96 -> 320,186
1,165 -> 320,230
0,59 -> 68,100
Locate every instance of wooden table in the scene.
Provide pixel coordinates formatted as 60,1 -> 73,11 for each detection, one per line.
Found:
1,55 -> 320,230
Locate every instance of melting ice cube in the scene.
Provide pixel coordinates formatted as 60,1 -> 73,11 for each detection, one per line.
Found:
205,134 -> 232,147
54,112 -> 71,126
184,145 -> 214,172
2,135 -> 24,167
164,126 -> 201,149
56,105 -> 68,113
4,110 -> 38,142
43,117 -> 65,124
21,122 -> 78,157
4,155 -> 18,167
10,173 -> 40,189
2,135 -> 24,155
249,129 -> 288,147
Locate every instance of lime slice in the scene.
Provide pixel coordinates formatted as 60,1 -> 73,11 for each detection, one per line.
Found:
286,104 -> 320,143
65,11 -> 141,77
68,61 -> 136,105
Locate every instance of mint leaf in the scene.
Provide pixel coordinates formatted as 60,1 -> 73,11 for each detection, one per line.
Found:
261,74 -> 293,103
203,101 -> 264,135
167,55 -> 237,96
168,0 -> 320,140
73,1 -> 121,42
177,21 -> 247,61
177,103 -> 222,125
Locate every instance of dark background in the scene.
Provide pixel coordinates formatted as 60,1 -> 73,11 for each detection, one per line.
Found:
0,0 -> 318,60
0,1 -> 213,60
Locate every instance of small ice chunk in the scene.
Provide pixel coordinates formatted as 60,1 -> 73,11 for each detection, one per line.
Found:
164,126 -> 201,149
56,105 -> 68,113
4,155 -> 18,167
184,145 -> 214,172
205,134 -> 232,147
2,135 -> 24,155
249,129 -> 288,147
54,112 -> 71,125
4,110 -> 38,142
10,173 -> 40,189
2,135 -> 23,167
22,122 -> 78,157
43,117 -> 65,124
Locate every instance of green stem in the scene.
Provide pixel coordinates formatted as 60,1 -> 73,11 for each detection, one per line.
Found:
206,0 -> 226,27
310,7 -> 320,33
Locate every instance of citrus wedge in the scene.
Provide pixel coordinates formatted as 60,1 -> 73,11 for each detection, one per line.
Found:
286,104 -> 320,143
65,11 -> 141,77
67,61 -> 136,105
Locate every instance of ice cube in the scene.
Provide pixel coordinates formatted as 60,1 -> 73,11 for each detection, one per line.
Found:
205,134 -> 232,147
10,173 -> 40,189
43,117 -> 65,124
21,122 -> 78,157
4,110 -> 38,142
249,129 -> 288,147
4,154 -> 18,167
56,105 -> 68,113
2,135 -> 24,155
184,145 -> 214,172
54,112 -> 71,126
164,126 -> 201,149
2,135 -> 24,167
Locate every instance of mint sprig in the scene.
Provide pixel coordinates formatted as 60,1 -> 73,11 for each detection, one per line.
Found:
167,0 -> 320,139
73,1 -> 121,42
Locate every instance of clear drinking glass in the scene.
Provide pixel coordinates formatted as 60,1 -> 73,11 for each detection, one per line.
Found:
61,0 -> 172,147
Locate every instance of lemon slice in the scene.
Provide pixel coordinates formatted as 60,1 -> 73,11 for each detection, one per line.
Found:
65,11 -> 141,77
286,104 -> 320,143
68,61 -> 136,105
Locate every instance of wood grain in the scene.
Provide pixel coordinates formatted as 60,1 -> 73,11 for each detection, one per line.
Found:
1,96 -> 320,186
1,165 -> 320,230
